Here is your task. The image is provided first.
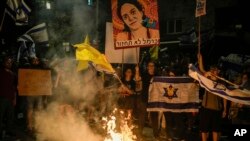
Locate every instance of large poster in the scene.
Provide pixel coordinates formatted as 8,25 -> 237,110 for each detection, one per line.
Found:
105,22 -> 139,64
112,0 -> 160,49
18,69 -> 52,96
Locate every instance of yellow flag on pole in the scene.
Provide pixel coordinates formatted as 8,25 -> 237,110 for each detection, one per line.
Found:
76,61 -> 88,72
74,36 -> 115,73
94,54 -> 115,73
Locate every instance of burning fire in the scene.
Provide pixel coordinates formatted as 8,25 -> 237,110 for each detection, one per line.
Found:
103,108 -> 137,141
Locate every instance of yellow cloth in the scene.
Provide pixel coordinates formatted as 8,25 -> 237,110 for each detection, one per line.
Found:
76,61 -> 88,72
149,46 -> 159,61
74,36 -> 115,73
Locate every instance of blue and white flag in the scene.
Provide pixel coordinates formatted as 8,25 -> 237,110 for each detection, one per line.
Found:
188,64 -> 250,105
17,23 -> 49,62
17,34 -> 36,62
26,23 -> 49,47
5,0 -> 31,26
148,77 -> 200,113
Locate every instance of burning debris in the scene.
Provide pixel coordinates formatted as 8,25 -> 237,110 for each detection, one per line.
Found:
103,108 -> 137,141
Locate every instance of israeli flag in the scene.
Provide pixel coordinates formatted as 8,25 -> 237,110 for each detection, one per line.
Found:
148,76 -> 200,113
17,34 -> 36,62
189,64 -> 250,105
17,23 -> 49,62
5,0 -> 31,25
26,23 -> 49,47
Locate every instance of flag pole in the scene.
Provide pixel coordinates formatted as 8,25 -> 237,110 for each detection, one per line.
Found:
211,74 -> 239,88
114,73 -> 124,85
198,16 -> 201,57
136,47 -> 139,65
121,49 -> 124,78
0,10 -> 6,32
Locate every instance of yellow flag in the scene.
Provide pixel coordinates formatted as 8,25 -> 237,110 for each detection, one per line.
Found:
74,37 -> 101,58
74,36 -> 115,73
77,61 -> 88,72
76,48 -> 97,61
94,54 -> 115,73
149,46 -> 159,61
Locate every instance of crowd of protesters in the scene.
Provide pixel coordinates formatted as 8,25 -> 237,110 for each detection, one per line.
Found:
0,56 -> 49,140
115,52 -> 250,141
0,52 -> 250,141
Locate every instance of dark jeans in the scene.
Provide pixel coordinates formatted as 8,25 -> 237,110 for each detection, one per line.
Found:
135,96 -> 147,136
150,112 -> 159,137
164,112 -> 185,139
0,97 -> 14,134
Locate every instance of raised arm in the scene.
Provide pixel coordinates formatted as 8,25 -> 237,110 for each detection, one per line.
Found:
135,65 -> 141,81
222,99 -> 227,118
197,53 -> 206,74
134,65 -> 142,92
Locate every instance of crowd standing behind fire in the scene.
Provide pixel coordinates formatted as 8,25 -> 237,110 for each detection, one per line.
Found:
0,52 -> 250,140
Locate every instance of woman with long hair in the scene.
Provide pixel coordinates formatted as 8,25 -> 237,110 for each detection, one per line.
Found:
118,67 -> 136,120
116,0 -> 159,41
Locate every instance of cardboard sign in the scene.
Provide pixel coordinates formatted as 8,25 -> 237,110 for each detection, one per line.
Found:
195,0 -> 206,17
18,69 -> 52,96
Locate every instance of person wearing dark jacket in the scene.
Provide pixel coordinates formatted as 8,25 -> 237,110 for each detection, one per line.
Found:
0,57 -> 17,139
135,61 -> 159,139
118,67 -> 136,119
198,53 -> 227,141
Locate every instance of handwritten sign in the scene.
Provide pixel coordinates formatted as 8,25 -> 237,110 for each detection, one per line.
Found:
115,38 -> 159,48
18,69 -> 52,96
195,0 -> 206,17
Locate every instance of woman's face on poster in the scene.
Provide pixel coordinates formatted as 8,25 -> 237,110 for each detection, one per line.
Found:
121,3 -> 143,31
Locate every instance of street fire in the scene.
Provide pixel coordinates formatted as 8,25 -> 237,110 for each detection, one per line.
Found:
103,108 -> 137,141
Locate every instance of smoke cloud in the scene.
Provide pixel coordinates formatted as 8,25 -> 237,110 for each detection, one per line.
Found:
35,103 -> 102,141
33,58 -> 119,141
31,1 -> 121,140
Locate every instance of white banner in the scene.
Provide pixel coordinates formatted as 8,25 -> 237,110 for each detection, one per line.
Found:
148,76 -> 199,112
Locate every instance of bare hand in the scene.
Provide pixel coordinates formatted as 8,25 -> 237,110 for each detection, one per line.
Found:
197,53 -> 201,60
119,85 -> 132,96
135,65 -> 139,72
204,72 -> 212,77
222,110 -> 227,118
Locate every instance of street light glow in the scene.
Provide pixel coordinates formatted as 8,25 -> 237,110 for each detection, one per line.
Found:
46,1 -> 51,9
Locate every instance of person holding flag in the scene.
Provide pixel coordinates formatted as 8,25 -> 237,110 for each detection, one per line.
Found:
135,61 -> 159,139
230,73 -> 250,125
0,57 -> 17,140
117,67 -> 136,120
197,53 -> 227,141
